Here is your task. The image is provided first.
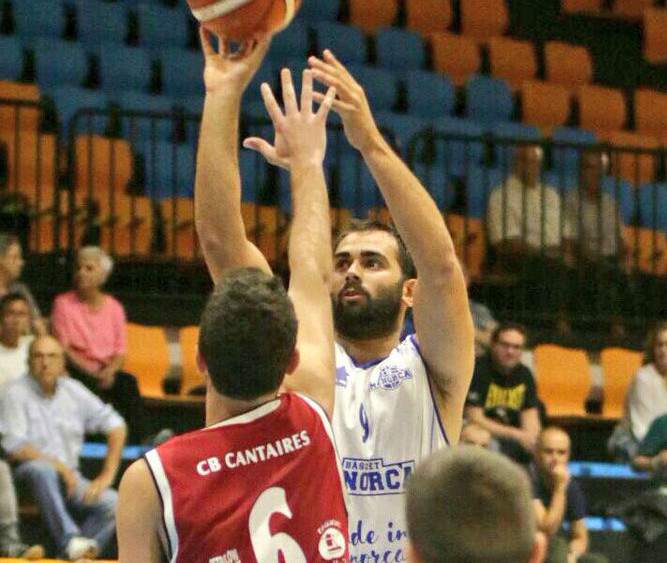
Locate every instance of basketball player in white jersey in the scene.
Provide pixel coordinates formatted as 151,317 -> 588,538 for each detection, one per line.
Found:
195,34 -> 474,563
115,30 -> 349,562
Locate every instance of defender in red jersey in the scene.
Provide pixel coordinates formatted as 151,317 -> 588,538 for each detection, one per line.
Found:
116,29 -> 346,563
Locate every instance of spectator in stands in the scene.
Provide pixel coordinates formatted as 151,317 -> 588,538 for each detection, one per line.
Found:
633,411 -> 667,479
51,246 -> 147,444
459,421 -> 494,449
0,335 -> 126,561
609,321 -> 667,461
0,233 -> 45,335
405,446 -> 545,563
463,264 -> 498,357
563,149 -> 630,337
465,323 -> 541,464
531,426 -> 608,563
0,293 -> 33,391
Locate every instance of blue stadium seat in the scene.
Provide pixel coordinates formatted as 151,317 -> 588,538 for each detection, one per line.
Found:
136,3 -> 189,50
347,64 -> 397,112
0,36 -> 24,81
11,0 -> 66,39
98,43 -> 152,93
432,117 -> 486,177
412,163 -> 455,211
602,176 -> 635,224
550,126 -> 597,178
638,181 -> 667,231
464,167 -> 503,218
374,27 -> 426,72
240,149 -> 269,204
49,86 -> 108,137
244,60 -> 276,103
404,70 -> 455,119
142,141 -> 195,199
487,121 -> 541,170
375,111 -> 430,158
75,0 -> 128,46
312,22 -> 366,65
465,74 -> 513,124
111,91 -> 176,143
158,48 -> 205,97
268,19 -> 311,64
336,155 -> 381,216
298,0 -> 341,22
33,38 -> 88,91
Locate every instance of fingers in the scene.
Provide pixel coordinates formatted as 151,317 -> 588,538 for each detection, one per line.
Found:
260,82 -> 284,126
281,68 -> 298,115
308,61 -> 356,103
199,26 -> 216,58
300,69 -> 313,115
315,86 -> 337,120
312,90 -> 355,113
243,138 -> 289,170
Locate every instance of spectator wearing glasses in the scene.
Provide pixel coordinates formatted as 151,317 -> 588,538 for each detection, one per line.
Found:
465,323 -> 541,464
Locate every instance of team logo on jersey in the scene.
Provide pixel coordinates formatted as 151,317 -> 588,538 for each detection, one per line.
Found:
370,366 -> 413,391
342,457 -> 415,495
209,549 -> 240,563
335,365 -> 348,387
317,520 -> 347,561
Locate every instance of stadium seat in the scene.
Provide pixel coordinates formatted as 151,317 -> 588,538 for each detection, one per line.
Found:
577,85 -> 627,133
125,323 -> 170,398
312,22 -> 367,65
643,8 -> 667,64
405,0 -> 453,35
136,3 -> 189,50
48,86 -> 109,137
465,75 -> 513,124
600,130 -> 659,185
347,65 -> 398,112
75,0 -> 128,46
374,111 -> 430,158
404,70 -> 455,119
157,48 -> 205,98
267,18 -> 310,63
635,88 -> 667,140
612,0 -> 653,21
179,325 -> 204,395
488,122 -> 542,170
445,214 -> 486,281
561,0 -> 604,14
143,141 -> 195,200
600,176 -> 635,224
432,116 -> 486,177
638,182 -> 667,232
624,226 -> 667,276
374,27 -> 426,72
336,155 -> 382,217
32,38 -> 88,91
347,0 -> 399,34
158,197 -> 198,260
534,344 -> 592,417
297,0 -> 340,22
244,60 -> 276,103
550,126 -> 597,178
240,203 -> 287,263
428,32 -> 481,86
601,347 -> 643,419
98,43 -> 152,94
463,167 -> 503,218
460,0 -> 510,43
520,80 -> 571,131
411,163 -> 455,211
487,37 -> 538,91
0,81 -> 41,133
73,135 -> 134,201
111,91 -> 177,144
0,36 -> 25,81
545,41 -> 594,91
11,0 -> 66,39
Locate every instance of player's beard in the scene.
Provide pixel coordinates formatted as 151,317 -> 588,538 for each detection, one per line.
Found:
332,280 -> 404,340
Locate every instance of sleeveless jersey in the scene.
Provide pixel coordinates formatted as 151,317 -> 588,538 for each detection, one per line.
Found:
145,392 -> 349,563
333,335 -> 448,562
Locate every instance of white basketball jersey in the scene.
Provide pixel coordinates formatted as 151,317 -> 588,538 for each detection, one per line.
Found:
333,334 -> 448,562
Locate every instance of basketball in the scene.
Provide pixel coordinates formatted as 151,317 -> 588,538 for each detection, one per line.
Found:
188,0 -> 301,41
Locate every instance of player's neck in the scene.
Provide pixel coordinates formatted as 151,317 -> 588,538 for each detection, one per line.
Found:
336,331 -> 401,365
205,389 -> 278,426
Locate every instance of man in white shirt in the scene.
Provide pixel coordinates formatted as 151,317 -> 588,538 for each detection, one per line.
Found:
0,293 -> 33,391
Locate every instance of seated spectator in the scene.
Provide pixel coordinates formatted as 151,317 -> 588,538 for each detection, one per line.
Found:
459,421 -> 494,449
633,412 -> 667,480
608,321 -> 667,461
465,323 -> 541,464
0,293 -> 33,391
405,446 -> 546,563
0,335 -> 126,560
51,246 -> 147,444
531,427 -> 609,563
0,233 -> 46,335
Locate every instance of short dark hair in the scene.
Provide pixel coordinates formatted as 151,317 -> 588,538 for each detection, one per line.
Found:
334,219 -> 416,279
198,267 -> 298,400
406,447 -> 536,563
491,322 -> 528,345
0,233 -> 19,256
643,320 -> 667,365
0,291 -> 29,316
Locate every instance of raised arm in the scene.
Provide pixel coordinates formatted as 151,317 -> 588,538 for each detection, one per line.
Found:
194,28 -> 272,282
308,51 -> 474,440
247,68 -> 337,416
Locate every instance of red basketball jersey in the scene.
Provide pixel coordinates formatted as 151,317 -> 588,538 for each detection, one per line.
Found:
145,393 -> 349,563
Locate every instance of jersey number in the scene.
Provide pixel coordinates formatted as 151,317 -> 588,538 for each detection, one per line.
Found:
248,487 -> 307,562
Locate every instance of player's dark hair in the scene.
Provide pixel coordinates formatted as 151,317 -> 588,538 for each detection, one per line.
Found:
334,219 -> 416,279
491,322 -> 528,345
0,291 -> 29,316
198,267 -> 298,400
643,320 -> 667,365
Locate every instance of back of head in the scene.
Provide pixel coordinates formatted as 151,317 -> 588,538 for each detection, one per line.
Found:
198,267 -> 298,400
406,446 -> 536,563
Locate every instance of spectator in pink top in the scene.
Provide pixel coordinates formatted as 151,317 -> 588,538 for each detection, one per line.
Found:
51,246 -> 147,443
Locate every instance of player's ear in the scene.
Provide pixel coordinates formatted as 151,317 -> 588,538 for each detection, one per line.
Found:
284,348 -> 300,375
402,278 -> 417,307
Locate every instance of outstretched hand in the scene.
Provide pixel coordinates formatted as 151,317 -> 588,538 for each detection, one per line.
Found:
243,68 -> 336,169
199,26 -> 271,95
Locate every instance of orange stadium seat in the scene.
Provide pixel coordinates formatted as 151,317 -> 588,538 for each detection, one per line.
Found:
0,81 -> 41,133
445,214 -> 486,282
625,226 -> 667,276
644,8 -> 667,64
520,80 -> 571,131
600,130 -> 660,185
125,323 -> 170,398
534,344 -> 592,417
601,347 -> 643,418
405,0 -> 453,35
561,0 -> 604,13
347,0 -> 399,34
158,197 -> 199,260
545,41 -> 594,91
635,88 -> 667,140
613,0 -> 653,21
241,203 -> 288,264
460,0 -> 509,43
577,84 -> 627,133
488,37 -> 538,90
179,325 -> 205,395
428,32 -> 481,86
